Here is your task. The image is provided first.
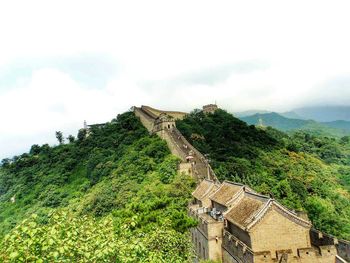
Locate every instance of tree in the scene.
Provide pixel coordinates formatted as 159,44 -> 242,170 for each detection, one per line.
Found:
77,129 -> 87,142
340,136 -> 350,145
1,158 -> 10,168
0,213 -> 118,262
67,135 -> 75,143
29,144 -> 41,155
55,131 -> 64,144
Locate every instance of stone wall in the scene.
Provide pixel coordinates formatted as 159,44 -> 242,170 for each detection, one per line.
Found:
191,225 -> 210,260
336,255 -> 349,263
135,105 -> 218,182
188,205 -> 223,262
297,246 -> 337,263
212,201 -> 227,213
135,107 -> 187,160
134,105 -> 345,263
140,106 -> 159,119
156,129 -> 187,161
311,228 -> 350,262
222,249 -> 240,263
135,106 -> 208,182
337,240 -> 350,262
250,208 -> 310,257
134,107 -> 154,132
207,221 -> 224,261
222,230 -> 254,263
227,222 -> 251,248
153,120 -> 175,132
203,104 -> 218,114
141,105 -> 187,120
223,227 -> 337,263
172,127 -> 218,182
178,162 -> 192,176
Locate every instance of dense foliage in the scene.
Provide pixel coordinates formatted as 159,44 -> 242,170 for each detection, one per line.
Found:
0,112 -> 196,262
177,109 -> 350,239
2,106 -> 350,262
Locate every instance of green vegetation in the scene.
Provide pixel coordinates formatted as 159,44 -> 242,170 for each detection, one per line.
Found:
0,112 -> 196,262
2,107 -> 350,262
177,109 -> 350,239
240,112 -> 350,137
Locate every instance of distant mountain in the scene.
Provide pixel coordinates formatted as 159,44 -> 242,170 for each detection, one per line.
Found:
240,112 -> 316,130
293,106 -> 350,122
323,120 -> 350,131
234,110 -> 271,117
240,112 -> 350,137
280,111 -> 304,119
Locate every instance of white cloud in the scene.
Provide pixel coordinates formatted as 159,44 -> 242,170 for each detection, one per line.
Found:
1,0 -> 350,158
0,69 -> 126,157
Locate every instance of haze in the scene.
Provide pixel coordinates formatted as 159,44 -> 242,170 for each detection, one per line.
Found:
1,0 -> 350,159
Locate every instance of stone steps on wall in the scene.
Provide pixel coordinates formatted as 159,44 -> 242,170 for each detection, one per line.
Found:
134,106 -> 219,182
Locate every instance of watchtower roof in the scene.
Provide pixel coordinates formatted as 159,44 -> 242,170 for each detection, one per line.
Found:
224,191 -> 312,230
224,192 -> 269,228
209,181 -> 245,206
192,179 -> 219,201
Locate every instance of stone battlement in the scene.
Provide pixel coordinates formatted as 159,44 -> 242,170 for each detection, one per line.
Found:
133,105 -> 348,263
311,228 -> 350,262
133,105 -> 219,182
141,105 -> 187,120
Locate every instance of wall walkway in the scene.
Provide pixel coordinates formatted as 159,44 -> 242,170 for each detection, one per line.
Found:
134,106 -> 219,183
133,105 -> 350,262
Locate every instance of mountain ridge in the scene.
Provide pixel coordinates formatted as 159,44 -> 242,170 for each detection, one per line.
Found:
293,105 -> 350,122
235,105 -> 350,123
1,106 -> 350,261
240,112 -> 350,137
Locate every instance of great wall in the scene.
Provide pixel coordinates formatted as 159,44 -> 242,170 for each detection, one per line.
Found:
133,105 -> 350,263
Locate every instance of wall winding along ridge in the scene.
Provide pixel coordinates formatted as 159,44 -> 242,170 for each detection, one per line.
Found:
133,105 -> 350,263
134,106 -> 219,182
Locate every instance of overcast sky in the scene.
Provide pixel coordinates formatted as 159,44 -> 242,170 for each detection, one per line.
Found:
1,0 -> 350,159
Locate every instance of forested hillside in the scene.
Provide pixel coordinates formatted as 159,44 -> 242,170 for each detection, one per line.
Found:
0,112 -> 196,262
177,109 -> 350,239
240,112 -> 350,137
2,107 -> 350,262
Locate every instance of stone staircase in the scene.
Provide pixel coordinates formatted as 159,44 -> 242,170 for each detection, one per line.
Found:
134,106 -> 219,183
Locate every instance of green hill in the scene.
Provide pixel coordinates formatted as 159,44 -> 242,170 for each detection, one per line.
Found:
240,112 -> 312,130
324,120 -> 350,131
240,112 -> 350,137
177,109 -> 350,239
0,112 -> 196,262
1,107 -> 350,261
293,106 -> 350,122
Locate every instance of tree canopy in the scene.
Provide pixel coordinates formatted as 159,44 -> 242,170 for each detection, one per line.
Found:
0,112 -> 196,262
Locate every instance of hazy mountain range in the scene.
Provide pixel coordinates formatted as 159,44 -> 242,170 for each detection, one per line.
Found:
236,106 -> 350,122
236,106 -> 350,137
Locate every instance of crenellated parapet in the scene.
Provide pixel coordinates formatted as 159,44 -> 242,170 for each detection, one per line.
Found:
133,106 -> 155,132
310,228 -> 350,262
222,229 -> 254,263
192,176 -> 339,262
133,105 -> 347,263
141,105 -> 187,120
203,104 -> 218,114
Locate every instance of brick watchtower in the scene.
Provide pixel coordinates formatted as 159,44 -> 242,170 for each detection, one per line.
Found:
203,104 -> 218,114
